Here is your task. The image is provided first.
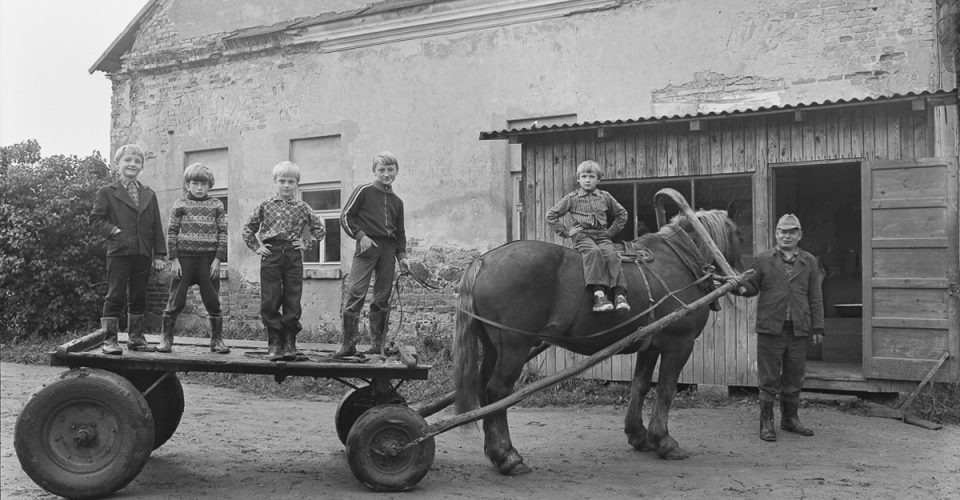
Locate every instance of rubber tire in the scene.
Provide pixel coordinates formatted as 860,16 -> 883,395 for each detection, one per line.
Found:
335,385 -> 406,445
14,368 -> 155,500
346,404 -> 435,492
120,370 -> 185,450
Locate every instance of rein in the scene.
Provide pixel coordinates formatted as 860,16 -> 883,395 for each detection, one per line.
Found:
399,267 -> 715,344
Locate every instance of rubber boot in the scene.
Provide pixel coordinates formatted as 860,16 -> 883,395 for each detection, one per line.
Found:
127,314 -> 156,352
780,400 -> 814,436
158,315 -> 176,353
282,328 -> 304,361
267,328 -> 283,361
759,400 -> 777,442
209,316 -> 230,354
334,311 -> 359,358
101,317 -> 122,355
366,311 -> 389,355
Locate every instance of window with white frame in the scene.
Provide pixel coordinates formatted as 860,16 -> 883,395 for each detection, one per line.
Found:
300,184 -> 341,265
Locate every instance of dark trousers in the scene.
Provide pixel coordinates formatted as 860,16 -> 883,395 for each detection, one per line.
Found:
344,238 -> 397,315
757,322 -> 808,403
102,255 -> 151,317
573,233 -> 626,291
259,242 -> 303,333
164,255 -> 221,317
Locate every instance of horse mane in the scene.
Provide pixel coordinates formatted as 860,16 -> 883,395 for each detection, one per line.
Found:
666,209 -> 731,255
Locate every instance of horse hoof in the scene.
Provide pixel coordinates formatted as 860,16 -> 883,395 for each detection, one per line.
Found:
496,451 -> 531,476
657,446 -> 690,460
628,435 -> 656,452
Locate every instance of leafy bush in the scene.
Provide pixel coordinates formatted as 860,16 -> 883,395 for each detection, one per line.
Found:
0,140 -> 113,341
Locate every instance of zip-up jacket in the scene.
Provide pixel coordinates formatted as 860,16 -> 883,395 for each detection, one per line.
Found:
340,181 -> 407,261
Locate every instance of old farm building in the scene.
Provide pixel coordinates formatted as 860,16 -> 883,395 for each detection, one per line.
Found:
92,0 -> 959,391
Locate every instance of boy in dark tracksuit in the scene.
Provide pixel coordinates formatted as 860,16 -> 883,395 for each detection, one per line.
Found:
89,143 -> 166,354
335,151 -> 409,358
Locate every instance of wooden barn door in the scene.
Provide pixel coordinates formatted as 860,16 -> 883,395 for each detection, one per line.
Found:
862,157 -> 959,382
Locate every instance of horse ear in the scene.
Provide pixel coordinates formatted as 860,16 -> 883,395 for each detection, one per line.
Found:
725,201 -> 738,219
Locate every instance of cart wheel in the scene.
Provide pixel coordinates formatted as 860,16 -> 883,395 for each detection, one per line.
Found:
335,384 -> 406,445
121,370 -> 185,450
14,368 -> 155,500
346,404 -> 435,492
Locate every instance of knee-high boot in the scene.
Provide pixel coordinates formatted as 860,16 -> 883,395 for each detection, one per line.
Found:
281,328 -> 304,361
127,314 -> 156,352
267,328 -> 283,361
158,315 -> 176,353
759,400 -> 777,442
366,311 -> 389,355
780,400 -> 814,436
209,316 -> 230,354
101,317 -> 122,355
334,311 -> 359,358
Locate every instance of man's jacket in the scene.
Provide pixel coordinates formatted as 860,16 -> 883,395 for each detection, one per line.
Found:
89,180 -> 166,258
742,248 -> 824,336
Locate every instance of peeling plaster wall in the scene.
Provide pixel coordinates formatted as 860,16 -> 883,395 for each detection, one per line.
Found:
106,0 -> 947,330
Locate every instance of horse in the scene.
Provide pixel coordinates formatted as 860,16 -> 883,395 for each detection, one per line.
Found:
452,209 -> 743,475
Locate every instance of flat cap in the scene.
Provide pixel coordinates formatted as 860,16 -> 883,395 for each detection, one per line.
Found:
776,213 -> 801,230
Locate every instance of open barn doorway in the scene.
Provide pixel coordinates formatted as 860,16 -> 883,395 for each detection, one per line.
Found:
771,162 -> 863,376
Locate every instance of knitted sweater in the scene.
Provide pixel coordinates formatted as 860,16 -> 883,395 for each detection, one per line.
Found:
167,195 -> 228,260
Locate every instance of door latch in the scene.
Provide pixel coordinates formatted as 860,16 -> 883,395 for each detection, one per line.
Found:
949,282 -> 960,298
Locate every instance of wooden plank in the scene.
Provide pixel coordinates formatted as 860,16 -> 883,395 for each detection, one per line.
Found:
645,131 -> 658,178
850,107 -> 863,158
815,109 -> 828,159
875,105 -> 889,159
535,141 -> 547,241
625,131 -> 638,179
615,133 -> 627,179
766,114 -> 781,163
837,107 -> 851,158
634,131 -> 646,179
721,120 -> 734,174
687,129 -> 701,177
802,111 -> 816,161
667,129 -> 679,177
710,123 -> 723,174
699,127 -> 711,176
900,106 -> 914,159
862,106 -> 876,159
743,118 -> 756,173
524,144 -> 538,239
678,128 -> 690,177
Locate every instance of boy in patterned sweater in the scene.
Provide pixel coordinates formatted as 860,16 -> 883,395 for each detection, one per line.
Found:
243,161 -> 325,361
159,163 -> 230,353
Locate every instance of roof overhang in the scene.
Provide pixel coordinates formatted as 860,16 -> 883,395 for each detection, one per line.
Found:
89,0 -> 161,74
479,89 -> 958,141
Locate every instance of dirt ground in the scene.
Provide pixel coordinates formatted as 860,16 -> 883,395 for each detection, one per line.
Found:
2,362 -> 958,500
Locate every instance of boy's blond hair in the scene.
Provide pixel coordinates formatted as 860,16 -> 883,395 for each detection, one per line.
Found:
113,144 -> 145,164
576,160 -> 603,179
183,162 -> 215,187
372,151 -> 399,171
272,161 -> 301,182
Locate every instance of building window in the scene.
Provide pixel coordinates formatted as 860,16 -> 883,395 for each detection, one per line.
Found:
300,184 -> 341,265
604,174 -> 754,266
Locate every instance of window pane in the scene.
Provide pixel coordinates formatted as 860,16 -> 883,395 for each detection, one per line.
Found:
693,175 -> 754,267
302,190 -> 340,210
635,180 -> 690,233
602,182 -> 634,242
324,218 -> 340,263
214,195 -> 228,214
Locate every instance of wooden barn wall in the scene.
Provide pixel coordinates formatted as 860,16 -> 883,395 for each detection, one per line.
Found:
522,100 -> 933,385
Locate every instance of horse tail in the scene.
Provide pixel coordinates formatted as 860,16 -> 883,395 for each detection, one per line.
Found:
453,257 -> 484,414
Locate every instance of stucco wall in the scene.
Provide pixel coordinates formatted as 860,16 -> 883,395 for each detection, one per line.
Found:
104,0 -> 947,330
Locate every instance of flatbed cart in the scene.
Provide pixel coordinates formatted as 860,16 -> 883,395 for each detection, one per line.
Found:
13,331 -> 432,499
14,188 -> 751,498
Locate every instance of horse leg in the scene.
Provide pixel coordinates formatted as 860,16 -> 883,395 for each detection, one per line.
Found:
647,342 -> 695,460
625,349 -> 659,452
480,338 -> 533,476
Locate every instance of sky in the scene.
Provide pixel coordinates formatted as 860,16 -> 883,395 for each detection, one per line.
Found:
1,0 -> 147,158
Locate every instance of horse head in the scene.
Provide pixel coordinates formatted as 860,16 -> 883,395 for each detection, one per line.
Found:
671,210 -> 744,274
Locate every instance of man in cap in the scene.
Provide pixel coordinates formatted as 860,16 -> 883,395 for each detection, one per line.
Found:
741,213 -> 825,442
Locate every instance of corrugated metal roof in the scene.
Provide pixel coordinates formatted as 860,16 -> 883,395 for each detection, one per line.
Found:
479,89 -> 958,140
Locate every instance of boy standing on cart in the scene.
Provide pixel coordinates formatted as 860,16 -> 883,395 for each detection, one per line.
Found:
158,163 -> 230,354
335,151 -> 409,358
243,161 -> 325,361
89,144 -> 167,354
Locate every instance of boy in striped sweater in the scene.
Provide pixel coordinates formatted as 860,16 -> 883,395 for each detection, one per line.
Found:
159,163 -> 230,353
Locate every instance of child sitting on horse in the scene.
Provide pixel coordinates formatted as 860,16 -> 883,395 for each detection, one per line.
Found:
547,160 -> 630,312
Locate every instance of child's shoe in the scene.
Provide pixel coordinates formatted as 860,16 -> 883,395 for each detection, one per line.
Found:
593,292 -> 614,312
615,295 -> 631,312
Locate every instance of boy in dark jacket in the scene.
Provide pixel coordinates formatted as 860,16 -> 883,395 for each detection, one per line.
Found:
89,144 -> 167,354
335,151 -> 409,358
